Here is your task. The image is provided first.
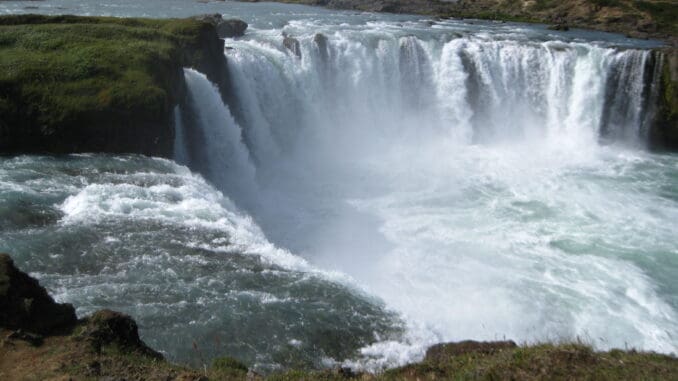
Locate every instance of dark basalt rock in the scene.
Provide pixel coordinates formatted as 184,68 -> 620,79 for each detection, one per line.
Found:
218,18 -> 248,38
0,253 -> 77,335
283,34 -> 302,58
314,33 -> 330,61
192,14 -> 248,38
425,340 -> 517,362
650,48 -> 678,151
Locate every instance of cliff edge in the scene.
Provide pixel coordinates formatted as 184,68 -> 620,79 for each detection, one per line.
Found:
0,15 -> 229,157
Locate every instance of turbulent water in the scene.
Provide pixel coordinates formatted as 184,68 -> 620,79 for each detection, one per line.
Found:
2,0 -> 678,373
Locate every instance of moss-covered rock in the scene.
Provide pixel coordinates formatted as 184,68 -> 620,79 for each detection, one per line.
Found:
80,309 -> 163,359
0,15 -> 227,157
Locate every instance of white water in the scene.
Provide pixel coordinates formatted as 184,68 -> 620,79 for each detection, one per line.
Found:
176,21 -> 678,370
1,154 -> 399,371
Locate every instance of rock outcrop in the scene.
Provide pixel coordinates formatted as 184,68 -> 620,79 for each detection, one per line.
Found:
0,252 -> 161,361
314,33 -> 330,62
218,18 -> 249,38
283,33 -> 302,58
0,15 -> 231,158
652,48 -> 678,150
193,14 -> 248,38
80,309 -> 163,358
0,253 -> 77,334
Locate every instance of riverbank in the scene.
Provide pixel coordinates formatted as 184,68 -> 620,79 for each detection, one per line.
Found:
244,0 -> 677,43
2,253 -> 677,380
0,14 -> 231,157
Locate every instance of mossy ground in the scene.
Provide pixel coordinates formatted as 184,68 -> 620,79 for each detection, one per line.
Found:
0,16 -> 191,123
0,15 -> 218,156
3,329 -> 677,380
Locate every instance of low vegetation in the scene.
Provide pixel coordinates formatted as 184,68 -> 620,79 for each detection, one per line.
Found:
3,332 -> 678,380
0,15 -> 220,156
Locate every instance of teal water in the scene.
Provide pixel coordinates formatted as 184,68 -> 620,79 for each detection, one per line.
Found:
0,155 -> 402,371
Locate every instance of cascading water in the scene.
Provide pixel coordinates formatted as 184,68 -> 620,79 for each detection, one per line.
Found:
178,16 -> 677,369
177,69 -> 257,201
1,0 -> 676,373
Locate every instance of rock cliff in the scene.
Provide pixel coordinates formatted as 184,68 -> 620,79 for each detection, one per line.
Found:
0,15 -> 232,158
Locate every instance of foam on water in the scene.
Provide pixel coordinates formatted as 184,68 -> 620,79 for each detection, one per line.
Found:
174,13 -> 678,370
0,155 -> 402,371
336,144 -> 678,369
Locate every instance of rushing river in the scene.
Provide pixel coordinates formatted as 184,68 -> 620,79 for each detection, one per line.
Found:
1,0 -> 677,373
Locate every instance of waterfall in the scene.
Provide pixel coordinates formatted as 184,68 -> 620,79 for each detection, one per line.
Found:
174,29 -> 677,365
218,34 -> 662,160
178,69 -> 256,201
174,31 -> 667,258
173,105 -> 189,165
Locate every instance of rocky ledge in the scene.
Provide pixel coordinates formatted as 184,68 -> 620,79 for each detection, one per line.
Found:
0,15 -> 236,157
2,253 -> 678,380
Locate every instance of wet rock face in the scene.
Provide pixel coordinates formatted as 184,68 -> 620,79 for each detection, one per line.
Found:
425,340 -> 518,362
314,33 -> 330,61
283,35 -> 302,58
0,253 -> 77,335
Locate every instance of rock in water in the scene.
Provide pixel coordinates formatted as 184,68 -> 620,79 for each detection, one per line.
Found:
218,18 -> 248,38
192,14 -> 248,38
314,33 -> 329,62
0,253 -> 77,334
283,35 -> 302,58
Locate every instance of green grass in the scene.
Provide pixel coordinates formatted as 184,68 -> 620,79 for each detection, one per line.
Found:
265,343 -> 678,381
0,15 -> 208,144
209,356 -> 250,379
383,343 -> 678,381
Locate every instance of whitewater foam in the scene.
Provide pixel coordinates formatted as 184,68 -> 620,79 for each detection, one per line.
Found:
175,17 -> 678,369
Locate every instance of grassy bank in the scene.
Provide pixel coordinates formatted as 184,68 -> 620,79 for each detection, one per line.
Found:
0,15 -> 221,156
3,329 -> 678,380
